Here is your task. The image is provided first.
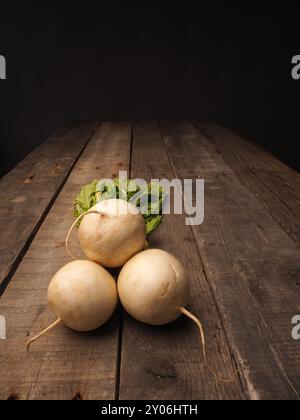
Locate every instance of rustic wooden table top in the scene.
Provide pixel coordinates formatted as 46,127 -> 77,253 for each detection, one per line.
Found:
0,121 -> 299,401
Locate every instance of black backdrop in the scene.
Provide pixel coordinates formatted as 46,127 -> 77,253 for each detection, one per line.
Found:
0,2 -> 299,177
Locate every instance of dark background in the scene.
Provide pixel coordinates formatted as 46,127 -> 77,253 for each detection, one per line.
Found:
0,2 -> 299,177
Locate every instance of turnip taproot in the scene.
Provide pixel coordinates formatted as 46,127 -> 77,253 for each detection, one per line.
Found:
26,260 -> 118,349
118,249 -> 235,383
66,199 -> 146,268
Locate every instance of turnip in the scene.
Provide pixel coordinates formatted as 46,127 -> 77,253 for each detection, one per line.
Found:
118,249 -> 189,326
118,249 -> 235,383
26,260 -> 118,349
66,199 -> 146,268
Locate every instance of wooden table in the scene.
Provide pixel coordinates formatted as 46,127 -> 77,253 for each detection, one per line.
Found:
0,121 -> 299,401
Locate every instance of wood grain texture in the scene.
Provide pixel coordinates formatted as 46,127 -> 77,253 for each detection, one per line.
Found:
0,122 -> 97,290
160,121 -> 300,400
0,123 -> 131,400
1,120 -> 300,401
119,122 -> 245,400
197,121 -> 300,247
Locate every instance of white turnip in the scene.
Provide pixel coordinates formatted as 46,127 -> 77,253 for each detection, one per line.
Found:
26,260 -> 118,349
66,199 -> 146,268
118,249 -> 235,383
118,249 -> 190,326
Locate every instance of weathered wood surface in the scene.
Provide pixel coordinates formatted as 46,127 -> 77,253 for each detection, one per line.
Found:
160,121 -> 300,400
0,120 -> 299,400
0,123 -> 131,400
119,122 -> 244,400
197,121 -> 300,247
0,122 -> 97,290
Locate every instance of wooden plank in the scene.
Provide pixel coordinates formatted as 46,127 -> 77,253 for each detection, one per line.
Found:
160,121 -> 300,400
119,122 -> 244,400
197,121 -> 300,247
0,122 -> 97,290
0,122 -> 131,400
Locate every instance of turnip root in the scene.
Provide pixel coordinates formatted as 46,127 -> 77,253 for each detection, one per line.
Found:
26,260 -> 118,349
118,249 -> 190,326
118,249 -> 235,383
66,199 -> 146,268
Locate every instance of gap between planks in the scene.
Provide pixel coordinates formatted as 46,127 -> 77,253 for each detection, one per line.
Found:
114,122 -> 134,401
